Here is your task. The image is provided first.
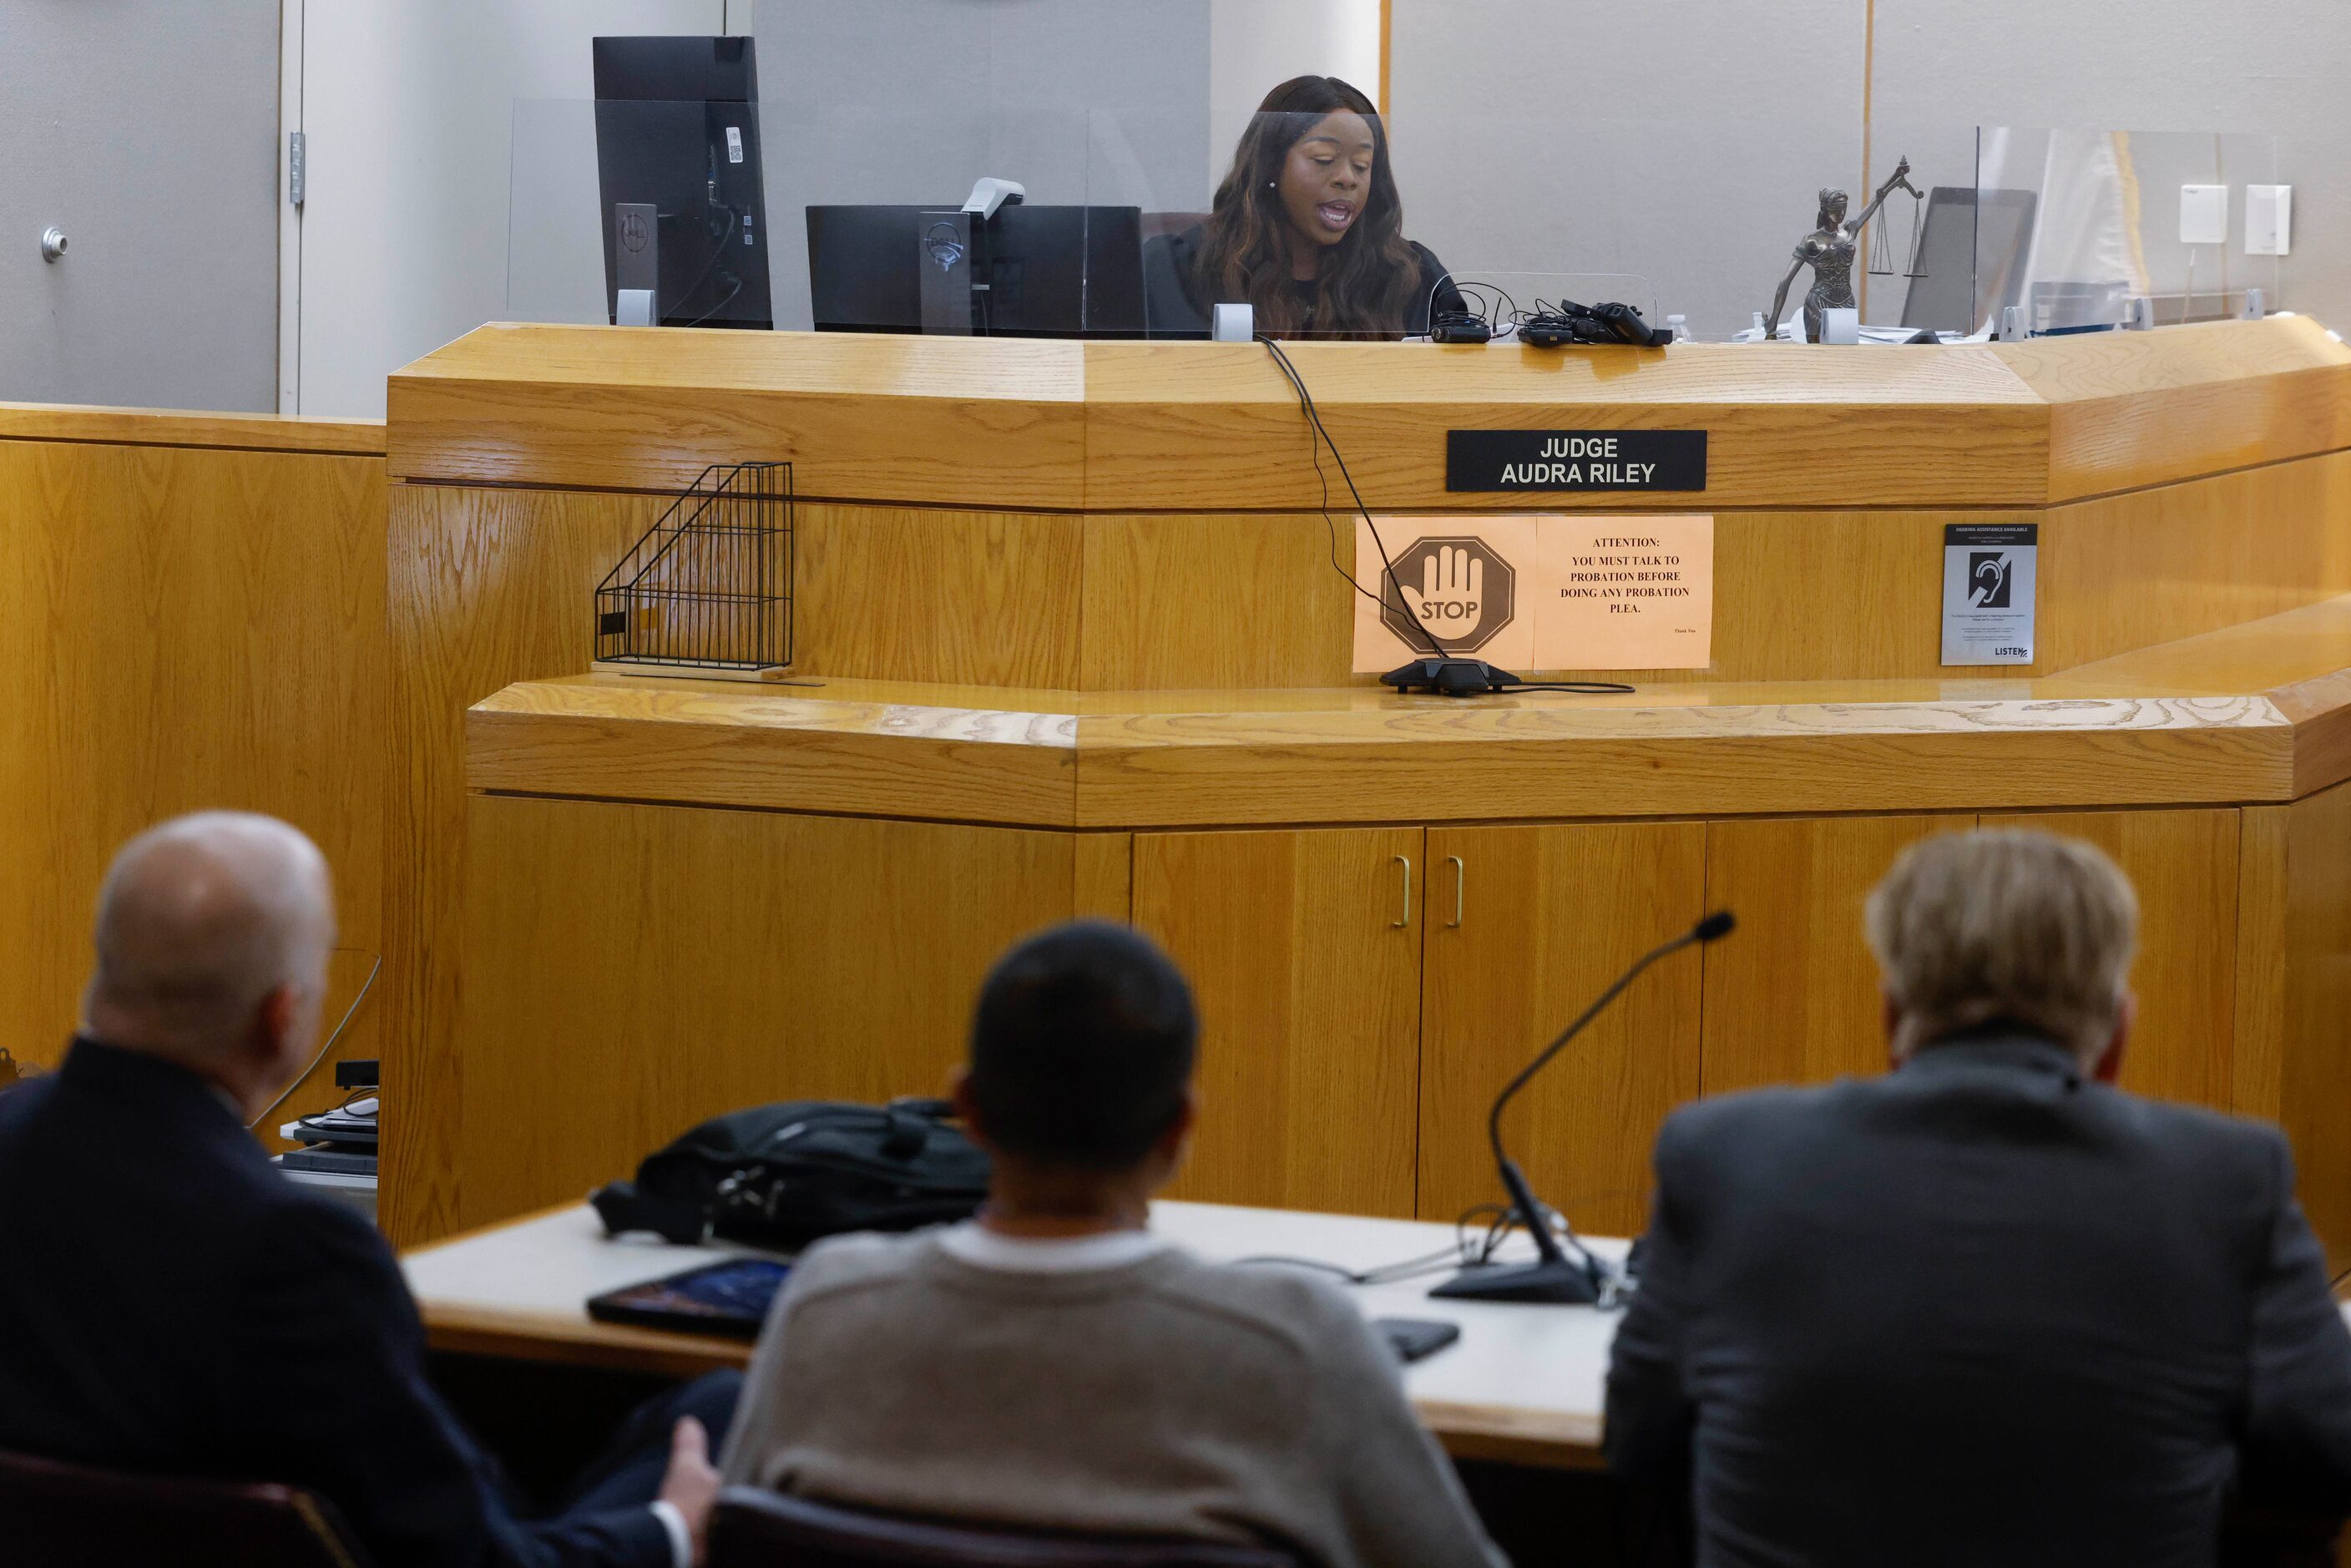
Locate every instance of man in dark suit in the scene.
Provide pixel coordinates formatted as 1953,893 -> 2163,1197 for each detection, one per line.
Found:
0,812 -> 735,1567
1606,828 -> 2351,1568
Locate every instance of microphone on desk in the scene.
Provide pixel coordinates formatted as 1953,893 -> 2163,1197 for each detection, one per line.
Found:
1431,909 -> 1736,1306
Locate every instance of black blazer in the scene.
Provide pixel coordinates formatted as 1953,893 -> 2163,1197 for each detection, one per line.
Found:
0,1039 -> 671,1568
1141,224 -> 1464,338
1605,1029 -> 2351,1568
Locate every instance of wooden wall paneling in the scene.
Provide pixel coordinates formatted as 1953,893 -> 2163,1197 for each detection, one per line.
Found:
454,796 -> 1079,1232
2276,781 -> 2351,1267
2232,806 -> 2289,1124
0,439 -> 387,1150
1073,834 -> 1133,922
1080,509 -> 2016,689
1076,700 -> 2285,830
383,483 -> 671,1245
1991,316 -> 2351,501
1701,512 -> 1954,682
1077,340 -> 2050,512
1079,513 -> 1359,690
0,403 -> 384,455
1698,814 -> 1974,1096
1981,808 -> 2242,1109
387,326 -> 1089,506
465,680 -> 1079,827
1417,823 -> 1707,1238
2038,452 -> 2351,674
1131,827 -> 1425,1217
795,505 -> 1083,687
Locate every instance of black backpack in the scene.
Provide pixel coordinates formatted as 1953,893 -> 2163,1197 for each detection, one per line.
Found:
591,1098 -> 991,1249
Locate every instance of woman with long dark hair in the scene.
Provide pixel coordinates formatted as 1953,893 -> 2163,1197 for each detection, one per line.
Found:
1143,75 -> 1460,338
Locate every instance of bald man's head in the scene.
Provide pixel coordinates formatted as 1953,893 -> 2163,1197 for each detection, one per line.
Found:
83,814 -> 336,1087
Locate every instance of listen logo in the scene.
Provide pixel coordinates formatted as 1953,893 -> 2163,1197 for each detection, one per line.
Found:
1379,536 -> 1518,654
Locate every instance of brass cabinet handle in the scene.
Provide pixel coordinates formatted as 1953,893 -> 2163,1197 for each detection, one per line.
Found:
1393,854 -> 1412,928
1446,855 -> 1464,928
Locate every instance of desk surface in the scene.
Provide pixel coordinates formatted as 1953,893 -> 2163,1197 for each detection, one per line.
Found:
402,1201 -> 1625,1469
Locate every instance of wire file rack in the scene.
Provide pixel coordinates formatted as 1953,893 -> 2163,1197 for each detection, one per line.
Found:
591,461 -> 794,680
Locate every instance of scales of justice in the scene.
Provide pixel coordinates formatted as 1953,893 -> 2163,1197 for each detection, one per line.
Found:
1766,155 -> 1929,342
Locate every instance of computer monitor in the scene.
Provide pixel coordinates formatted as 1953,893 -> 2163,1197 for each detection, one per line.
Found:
1899,187 -> 2038,336
591,36 -> 772,331
806,205 -> 1145,338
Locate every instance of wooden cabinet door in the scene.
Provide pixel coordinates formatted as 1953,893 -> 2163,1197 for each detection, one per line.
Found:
1132,827 -> 1424,1217
1983,807 -> 2242,1109
1417,824 -> 1708,1239
1699,814 -> 1974,1096
455,796 -> 1081,1232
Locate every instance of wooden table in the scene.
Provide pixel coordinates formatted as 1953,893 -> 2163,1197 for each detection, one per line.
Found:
402,1201 -> 1626,1470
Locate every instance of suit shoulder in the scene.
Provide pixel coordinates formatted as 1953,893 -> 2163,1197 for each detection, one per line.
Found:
1656,1080 -> 1849,1149
2104,1090 -> 2289,1180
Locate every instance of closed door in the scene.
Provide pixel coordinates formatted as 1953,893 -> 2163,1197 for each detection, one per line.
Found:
1132,827 -> 1424,1216
1699,813 -> 1975,1096
1418,823 -> 1708,1239
1983,807 -> 2242,1109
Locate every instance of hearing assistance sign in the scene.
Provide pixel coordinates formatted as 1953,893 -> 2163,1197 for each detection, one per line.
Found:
1352,515 -> 1714,672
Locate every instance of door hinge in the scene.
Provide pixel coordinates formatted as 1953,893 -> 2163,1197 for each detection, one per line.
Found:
288,131 -> 306,207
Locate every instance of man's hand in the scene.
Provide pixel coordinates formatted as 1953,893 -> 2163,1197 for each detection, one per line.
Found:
659,1415 -> 723,1565
1396,546 -> 1482,645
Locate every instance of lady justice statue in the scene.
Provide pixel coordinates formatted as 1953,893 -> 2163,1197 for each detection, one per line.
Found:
1766,156 -> 1921,341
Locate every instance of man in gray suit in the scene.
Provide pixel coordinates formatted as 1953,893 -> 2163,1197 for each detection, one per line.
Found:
1605,828 -> 2351,1567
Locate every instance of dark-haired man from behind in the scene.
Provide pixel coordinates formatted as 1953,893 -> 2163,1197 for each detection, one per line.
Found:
721,920 -> 1504,1568
1605,829 -> 2351,1568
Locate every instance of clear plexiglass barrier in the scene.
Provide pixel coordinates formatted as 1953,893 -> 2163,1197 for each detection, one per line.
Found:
506,99 -> 2297,346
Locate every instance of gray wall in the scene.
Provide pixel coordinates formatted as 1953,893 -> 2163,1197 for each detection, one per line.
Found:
0,0 -> 280,410
1392,0 -> 2351,338
751,0 -> 1214,331
1875,0 -> 2351,330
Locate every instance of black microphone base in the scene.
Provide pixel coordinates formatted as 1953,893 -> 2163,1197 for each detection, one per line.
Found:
1381,658 -> 1519,697
1428,1257 -> 1600,1305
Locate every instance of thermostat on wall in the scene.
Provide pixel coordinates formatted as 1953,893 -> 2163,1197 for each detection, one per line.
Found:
2179,185 -> 2228,246
2247,185 -> 2292,256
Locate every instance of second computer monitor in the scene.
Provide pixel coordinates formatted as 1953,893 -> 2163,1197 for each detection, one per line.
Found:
806,205 -> 1145,337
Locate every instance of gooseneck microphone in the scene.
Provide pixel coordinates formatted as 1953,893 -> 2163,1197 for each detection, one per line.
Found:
1432,910 -> 1736,1305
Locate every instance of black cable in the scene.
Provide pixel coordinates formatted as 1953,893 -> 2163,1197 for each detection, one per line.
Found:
1260,336 -> 1444,663
681,272 -> 744,328
1231,1203 -> 1527,1287
1260,336 -> 1642,700
246,949 -> 382,1131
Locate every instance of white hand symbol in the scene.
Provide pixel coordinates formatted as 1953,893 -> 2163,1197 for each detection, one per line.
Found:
1397,546 -> 1483,646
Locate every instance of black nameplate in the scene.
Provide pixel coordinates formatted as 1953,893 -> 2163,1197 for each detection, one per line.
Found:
1446,429 -> 1708,493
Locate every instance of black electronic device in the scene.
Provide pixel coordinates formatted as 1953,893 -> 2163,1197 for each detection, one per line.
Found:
1432,911 -> 1736,1305
1519,300 -> 1672,349
333,1059 -> 379,1090
1374,1317 -> 1462,1363
1428,312 -> 1494,345
1378,657 -> 1519,696
592,35 -> 771,330
587,1257 -> 792,1338
806,205 -> 1146,338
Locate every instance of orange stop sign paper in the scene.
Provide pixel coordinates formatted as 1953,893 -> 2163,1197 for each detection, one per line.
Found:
1352,515 -> 1712,673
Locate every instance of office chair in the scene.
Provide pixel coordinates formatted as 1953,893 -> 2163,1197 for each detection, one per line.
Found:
709,1486 -> 1302,1568
0,1447 -> 371,1567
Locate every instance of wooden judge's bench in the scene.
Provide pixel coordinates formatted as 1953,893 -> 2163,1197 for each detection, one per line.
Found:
372,318 -> 2351,1255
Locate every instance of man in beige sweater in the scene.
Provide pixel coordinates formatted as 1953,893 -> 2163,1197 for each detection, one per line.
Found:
720,921 -> 1504,1568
